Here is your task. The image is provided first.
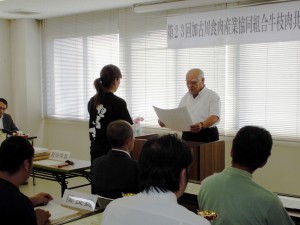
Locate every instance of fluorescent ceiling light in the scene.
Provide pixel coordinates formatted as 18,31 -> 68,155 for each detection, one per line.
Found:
133,0 -> 207,13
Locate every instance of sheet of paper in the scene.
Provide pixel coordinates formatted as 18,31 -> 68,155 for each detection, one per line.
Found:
278,195 -> 300,210
153,106 -> 193,131
34,147 -> 49,154
34,159 -> 64,166
36,201 -> 78,220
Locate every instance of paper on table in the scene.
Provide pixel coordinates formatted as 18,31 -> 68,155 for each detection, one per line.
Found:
34,147 -> 49,154
36,201 -> 78,221
278,195 -> 300,210
153,106 -> 193,131
34,159 -> 66,167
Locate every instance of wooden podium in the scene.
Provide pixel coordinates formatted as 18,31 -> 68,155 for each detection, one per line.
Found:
184,140 -> 225,181
132,134 -> 225,182
131,134 -> 159,160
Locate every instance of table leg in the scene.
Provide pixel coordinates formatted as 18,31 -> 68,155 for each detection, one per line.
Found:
33,169 -> 36,186
61,173 -> 67,197
55,173 -> 68,197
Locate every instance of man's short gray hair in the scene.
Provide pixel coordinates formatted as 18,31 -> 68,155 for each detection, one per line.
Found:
187,68 -> 205,79
106,120 -> 133,148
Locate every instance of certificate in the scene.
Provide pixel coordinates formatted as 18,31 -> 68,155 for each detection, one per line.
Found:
153,106 -> 193,131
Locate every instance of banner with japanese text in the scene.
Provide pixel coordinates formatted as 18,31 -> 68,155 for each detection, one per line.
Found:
167,1 -> 300,48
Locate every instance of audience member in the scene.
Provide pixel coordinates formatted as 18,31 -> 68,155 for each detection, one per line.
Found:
88,64 -> 132,162
92,120 -> 139,199
197,125 -> 294,225
0,98 -> 19,132
0,136 -> 52,225
101,134 -> 210,225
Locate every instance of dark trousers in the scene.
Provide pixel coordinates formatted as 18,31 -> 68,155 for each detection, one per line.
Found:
182,127 -> 219,143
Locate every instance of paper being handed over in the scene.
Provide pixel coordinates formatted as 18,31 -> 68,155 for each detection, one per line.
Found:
153,106 -> 193,131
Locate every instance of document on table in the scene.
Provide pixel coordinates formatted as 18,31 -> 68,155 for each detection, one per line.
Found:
278,195 -> 300,210
34,159 -> 65,167
34,147 -> 49,154
36,201 -> 78,221
153,106 -> 193,131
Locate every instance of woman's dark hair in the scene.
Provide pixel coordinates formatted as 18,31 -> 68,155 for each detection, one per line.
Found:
138,134 -> 193,193
93,64 -> 122,107
0,136 -> 34,174
232,125 -> 273,171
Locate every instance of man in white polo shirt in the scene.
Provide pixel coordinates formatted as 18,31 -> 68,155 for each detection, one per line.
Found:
159,68 -> 220,142
101,134 -> 210,225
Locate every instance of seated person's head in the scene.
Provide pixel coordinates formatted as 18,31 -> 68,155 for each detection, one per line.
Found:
0,136 -> 34,180
0,98 -> 8,117
138,134 -> 192,197
106,120 -> 134,151
231,125 -> 273,171
0,98 -> 8,107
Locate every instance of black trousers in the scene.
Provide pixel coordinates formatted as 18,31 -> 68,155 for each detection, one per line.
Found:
182,126 -> 219,143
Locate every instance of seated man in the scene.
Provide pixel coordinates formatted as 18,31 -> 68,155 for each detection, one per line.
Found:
0,98 -> 19,132
92,120 -> 139,199
101,134 -> 210,225
0,136 -> 52,225
197,126 -> 294,225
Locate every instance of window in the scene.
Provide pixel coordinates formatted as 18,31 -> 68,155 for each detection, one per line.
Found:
43,7 -> 300,141
234,42 -> 300,141
43,11 -> 119,119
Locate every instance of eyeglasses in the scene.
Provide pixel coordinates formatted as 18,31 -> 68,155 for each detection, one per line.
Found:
186,79 -> 200,85
0,107 -> 6,110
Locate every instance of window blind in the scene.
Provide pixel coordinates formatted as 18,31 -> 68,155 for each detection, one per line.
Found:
42,7 -> 300,141
42,11 -> 119,120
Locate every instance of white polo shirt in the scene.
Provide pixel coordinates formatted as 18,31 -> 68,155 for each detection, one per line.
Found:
179,86 -> 221,126
102,190 -> 210,225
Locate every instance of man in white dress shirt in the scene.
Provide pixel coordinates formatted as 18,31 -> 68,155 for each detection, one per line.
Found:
101,134 -> 210,225
179,68 -> 220,142
159,68 -> 220,142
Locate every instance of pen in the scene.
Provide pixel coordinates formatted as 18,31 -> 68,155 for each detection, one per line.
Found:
57,163 -> 70,168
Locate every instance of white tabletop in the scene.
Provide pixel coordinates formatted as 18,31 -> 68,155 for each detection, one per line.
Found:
64,212 -> 103,225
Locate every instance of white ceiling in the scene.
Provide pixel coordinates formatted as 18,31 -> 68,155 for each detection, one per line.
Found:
0,0 -> 248,20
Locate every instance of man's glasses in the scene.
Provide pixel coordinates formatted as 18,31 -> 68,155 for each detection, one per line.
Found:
0,107 -> 6,110
186,79 -> 199,85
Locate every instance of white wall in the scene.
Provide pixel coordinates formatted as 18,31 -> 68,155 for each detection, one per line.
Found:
224,138 -> 300,196
3,18 -> 300,196
0,20 -> 12,113
44,119 -> 90,160
254,141 -> 300,195
9,19 -> 45,145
